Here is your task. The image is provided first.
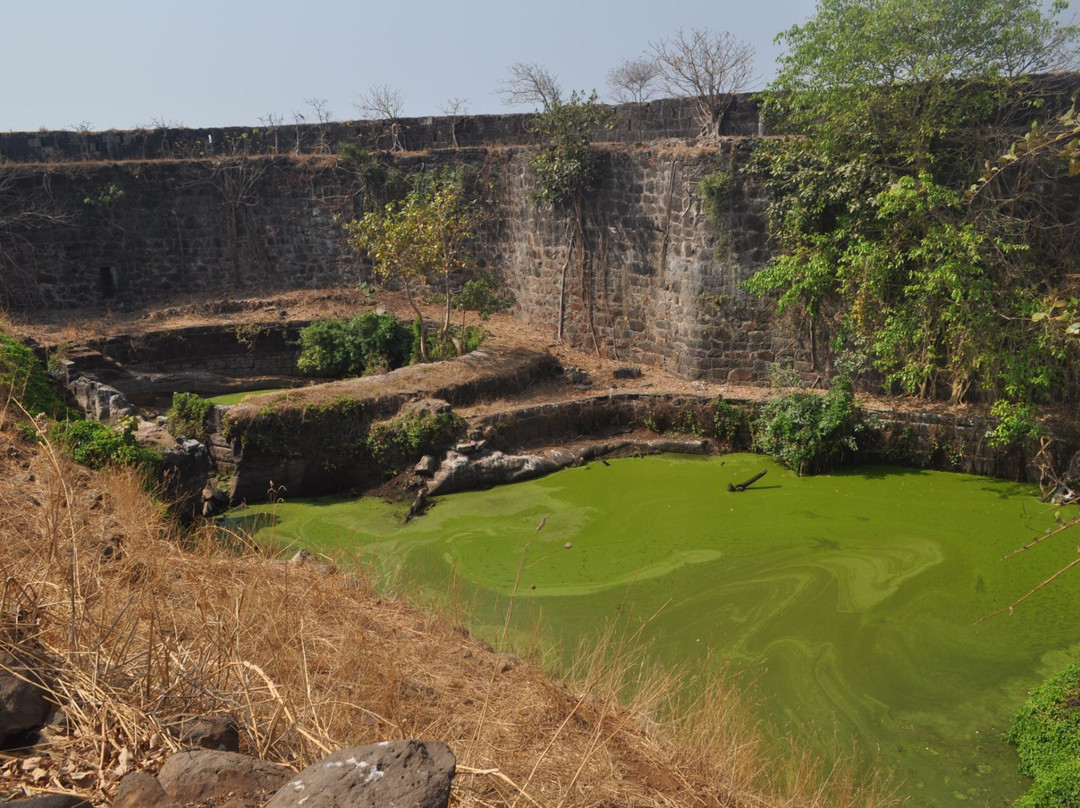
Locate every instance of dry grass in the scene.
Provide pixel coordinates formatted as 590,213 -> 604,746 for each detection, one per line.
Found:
0,401 -> 895,807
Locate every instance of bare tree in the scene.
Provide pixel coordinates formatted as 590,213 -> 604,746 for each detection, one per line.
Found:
305,97 -> 333,153
496,62 -> 562,111
355,86 -> 406,150
355,85 -> 405,120
258,111 -> 284,155
439,97 -> 469,148
0,171 -> 72,306
650,28 -> 755,142
607,57 -> 660,104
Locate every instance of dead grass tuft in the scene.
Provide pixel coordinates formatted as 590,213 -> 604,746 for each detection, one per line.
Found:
0,410 -> 895,807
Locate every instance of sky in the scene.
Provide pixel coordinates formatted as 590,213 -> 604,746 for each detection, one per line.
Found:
1,0 -> 818,133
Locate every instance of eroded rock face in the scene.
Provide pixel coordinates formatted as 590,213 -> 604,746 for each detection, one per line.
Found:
263,740 -> 455,808
157,749 -> 294,805
69,376 -> 135,424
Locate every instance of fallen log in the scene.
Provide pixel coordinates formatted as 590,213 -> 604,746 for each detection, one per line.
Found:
727,469 -> 767,492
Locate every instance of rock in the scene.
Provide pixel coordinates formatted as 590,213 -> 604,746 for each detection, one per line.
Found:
726,368 -> 755,384
563,366 -> 591,385
68,376 -> 135,424
164,713 -> 241,752
159,439 -> 211,522
114,770 -> 183,808
613,366 -> 642,379
157,749 -> 294,805
401,398 -> 451,418
3,797 -> 92,808
496,653 -> 519,673
0,652 -> 52,748
454,440 -> 485,455
413,454 -> 439,477
263,740 -> 455,808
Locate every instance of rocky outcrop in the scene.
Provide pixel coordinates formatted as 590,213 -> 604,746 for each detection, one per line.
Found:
68,375 -> 135,425
426,438 -> 711,497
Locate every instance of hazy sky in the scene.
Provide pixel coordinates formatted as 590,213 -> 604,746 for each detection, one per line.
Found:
2,0 -> 817,132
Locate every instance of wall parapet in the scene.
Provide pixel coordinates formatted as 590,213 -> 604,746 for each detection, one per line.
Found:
0,96 -> 763,165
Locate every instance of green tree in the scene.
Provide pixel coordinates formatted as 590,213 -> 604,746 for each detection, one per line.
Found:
746,0 -> 1079,405
528,91 -> 615,345
343,172 -> 482,361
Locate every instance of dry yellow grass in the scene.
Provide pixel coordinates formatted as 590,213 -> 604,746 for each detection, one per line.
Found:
0,404 -> 895,807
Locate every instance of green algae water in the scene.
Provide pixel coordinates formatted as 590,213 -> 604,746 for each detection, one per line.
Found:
221,454 -> 1080,806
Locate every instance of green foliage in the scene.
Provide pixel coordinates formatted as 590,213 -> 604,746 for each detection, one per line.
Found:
987,399 -> 1045,449
746,0 -> 1080,405
0,333 -> 72,420
642,399 -> 707,438
752,375 -> 864,474
169,392 -> 214,443
699,170 -> 735,228
54,417 -> 160,472
83,183 -> 124,207
337,143 -> 407,207
296,313 -> 413,377
453,273 -> 515,327
711,399 -> 749,445
1006,665 -> 1080,807
366,410 -> 465,476
343,171 -> 484,360
528,91 -> 615,208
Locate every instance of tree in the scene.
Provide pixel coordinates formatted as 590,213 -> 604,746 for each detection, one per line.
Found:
745,0 -> 1080,405
355,85 -> 406,150
607,57 -> 660,104
497,62 -> 562,112
527,91 -> 615,346
439,97 -> 469,148
649,28 -> 755,142
342,172 -> 482,360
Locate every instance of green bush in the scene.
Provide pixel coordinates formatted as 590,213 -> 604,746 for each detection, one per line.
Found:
0,333 -> 72,420
366,410 -> 465,476
752,375 -> 863,474
169,392 -> 214,443
1006,664 -> 1080,808
296,312 -> 413,377
987,400 -> 1045,450
711,400 -> 749,445
54,418 -> 160,472
700,170 -> 735,228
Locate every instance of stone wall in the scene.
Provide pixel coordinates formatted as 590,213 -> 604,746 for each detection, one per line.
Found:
0,96 -> 763,164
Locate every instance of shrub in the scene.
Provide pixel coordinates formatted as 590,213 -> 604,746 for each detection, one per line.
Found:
0,333 -> 72,420
366,410 -> 465,476
54,417 -> 160,472
711,399 -> 749,445
1006,664 -> 1080,808
987,400 -> 1045,450
296,313 -> 413,377
169,392 -> 214,443
700,170 -> 735,228
752,375 -> 863,474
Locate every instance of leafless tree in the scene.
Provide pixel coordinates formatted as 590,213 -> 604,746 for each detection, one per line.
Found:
439,97 -> 469,148
304,97 -> 333,153
607,57 -> 661,104
650,28 -> 755,142
258,111 -> 284,155
355,85 -> 405,120
355,86 -> 406,150
496,62 -> 562,111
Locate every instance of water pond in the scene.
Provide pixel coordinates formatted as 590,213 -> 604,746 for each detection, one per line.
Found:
220,453 -> 1080,806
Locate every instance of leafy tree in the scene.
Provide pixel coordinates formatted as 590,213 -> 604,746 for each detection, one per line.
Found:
527,91 -> 615,345
746,0 -> 1080,405
343,172 -> 483,361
